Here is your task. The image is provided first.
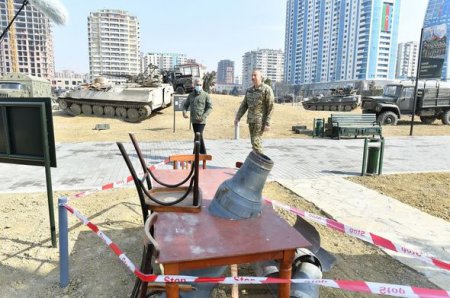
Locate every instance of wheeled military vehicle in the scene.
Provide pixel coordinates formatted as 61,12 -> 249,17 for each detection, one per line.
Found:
302,86 -> 360,111
361,82 -> 450,125
0,73 -> 51,98
162,63 -> 202,94
57,66 -> 174,123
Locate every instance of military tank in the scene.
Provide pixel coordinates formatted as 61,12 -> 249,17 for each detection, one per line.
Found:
57,65 -> 173,123
302,86 -> 361,112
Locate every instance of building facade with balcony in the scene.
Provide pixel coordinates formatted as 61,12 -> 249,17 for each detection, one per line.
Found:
284,0 -> 401,84
141,53 -> 187,72
242,49 -> 284,90
51,70 -> 89,90
217,59 -> 235,84
88,9 -> 140,83
395,41 -> 419,79
0,0 -> 54,79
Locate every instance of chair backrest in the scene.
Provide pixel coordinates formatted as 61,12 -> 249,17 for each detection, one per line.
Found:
169,154 -> 212,170
116,142 -> 149,224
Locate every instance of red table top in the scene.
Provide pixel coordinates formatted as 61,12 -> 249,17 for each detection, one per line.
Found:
152,168 -> 311,264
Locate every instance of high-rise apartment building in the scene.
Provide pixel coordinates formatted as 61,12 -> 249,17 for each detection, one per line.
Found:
88,9 -> 140,82
242,49 -> 284,90
141,53 -> 187,72
424,0 -> 450,79
51,70 -> 89,90
0,0 -> 54,79
395,42 -> 419,79
284,0 -> 401,84
217,59 -> 235,84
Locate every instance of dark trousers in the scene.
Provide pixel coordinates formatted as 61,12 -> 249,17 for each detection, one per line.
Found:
192,123 -> 207,154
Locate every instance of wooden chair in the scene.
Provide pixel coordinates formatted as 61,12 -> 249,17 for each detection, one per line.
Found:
169,154 -> 212,170
116,134 -> 202,222
130,212 -> 194,298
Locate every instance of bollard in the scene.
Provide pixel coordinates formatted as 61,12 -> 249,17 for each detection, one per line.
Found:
58,196 -> 69,288
361,137 -> 385,176
234,121 -> 240,140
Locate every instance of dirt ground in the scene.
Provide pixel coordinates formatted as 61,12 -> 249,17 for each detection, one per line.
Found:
52,94 -> 450,143
348,173 -> 450,222
0,94 -> 449,297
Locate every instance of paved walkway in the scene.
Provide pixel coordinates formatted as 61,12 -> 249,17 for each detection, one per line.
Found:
1,136 -> 449,192
278,177 -> 450,289
0,135 -> 449,289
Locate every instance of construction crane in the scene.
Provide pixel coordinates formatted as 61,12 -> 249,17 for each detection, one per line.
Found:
0,0 -> 67,74
6,0 -> 21,72
0,0 -> 32,73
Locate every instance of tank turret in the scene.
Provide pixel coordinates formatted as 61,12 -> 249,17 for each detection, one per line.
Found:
57,65 -> 173,122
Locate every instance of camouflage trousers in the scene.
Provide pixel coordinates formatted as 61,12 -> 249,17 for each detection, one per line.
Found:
249,123 -> 264,153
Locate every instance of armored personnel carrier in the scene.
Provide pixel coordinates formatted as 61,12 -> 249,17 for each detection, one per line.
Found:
302,86 -> 360,111
57,66 -> 173,123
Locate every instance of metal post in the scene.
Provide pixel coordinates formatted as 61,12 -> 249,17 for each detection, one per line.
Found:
361,138 -> 368,176
58,196 -> 69,288
410,28 -> 424,136
378,137 -> 385,175
173,102 -> 176,133
322,118 -> 325,137
312,118 -> 316,138
193,138 -> 200,206
41,104 -> 56,247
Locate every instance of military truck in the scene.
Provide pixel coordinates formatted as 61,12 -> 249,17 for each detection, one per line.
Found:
162,63 -> 202,94
0,73 -> 51,98
361,82 -> 450,125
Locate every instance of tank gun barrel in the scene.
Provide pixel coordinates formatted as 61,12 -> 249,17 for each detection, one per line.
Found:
101,73 -> 133,79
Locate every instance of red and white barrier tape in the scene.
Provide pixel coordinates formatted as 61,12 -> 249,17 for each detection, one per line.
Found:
68,159 -> 169,201
265,199 -> 450,272
63,204 -> 450,297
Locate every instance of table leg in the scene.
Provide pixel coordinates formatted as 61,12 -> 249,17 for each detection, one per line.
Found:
278,249 -> 295,298
231,264 -> 239,298
164,263 -> 180,298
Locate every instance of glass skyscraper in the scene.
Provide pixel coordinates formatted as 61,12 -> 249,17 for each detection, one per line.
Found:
424,0 -> 450,79
284,0 -> 401,84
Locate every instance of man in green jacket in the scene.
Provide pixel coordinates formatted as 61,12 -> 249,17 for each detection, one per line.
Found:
183,78 -> 213,154
234,69 -> 274,153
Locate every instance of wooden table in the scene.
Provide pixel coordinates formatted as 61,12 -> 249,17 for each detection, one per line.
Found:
152,168 -> 311,298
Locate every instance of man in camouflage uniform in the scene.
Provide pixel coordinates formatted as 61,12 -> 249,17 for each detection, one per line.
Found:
234,70 -> 274,153
183,78 -> 213,154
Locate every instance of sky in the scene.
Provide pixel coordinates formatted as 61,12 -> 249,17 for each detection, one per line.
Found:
52,0 -> 429,76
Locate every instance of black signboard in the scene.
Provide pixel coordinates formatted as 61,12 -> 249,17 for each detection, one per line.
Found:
0,97 -> 57,247
419,58 -> 445,79
419,24 -> 447,79
173,94 -> 190,133
173,94 -> 188,112
0,97 -> 56,167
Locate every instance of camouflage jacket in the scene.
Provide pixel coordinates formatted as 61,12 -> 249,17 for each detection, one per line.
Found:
183,90 -> 213,124
235,83 -> 274,125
